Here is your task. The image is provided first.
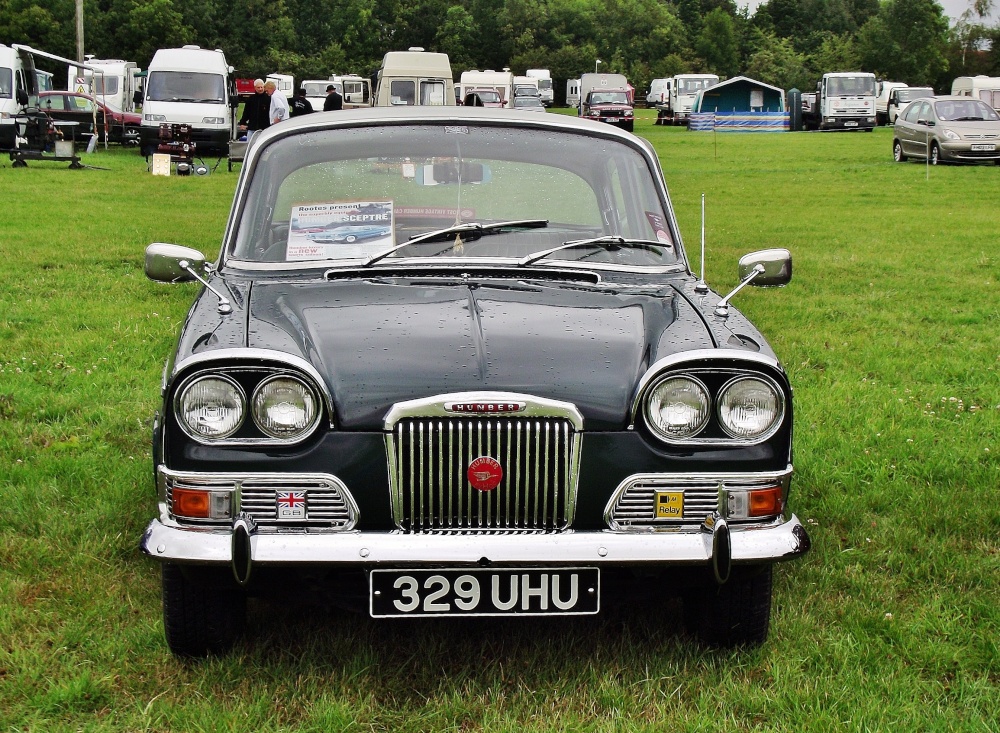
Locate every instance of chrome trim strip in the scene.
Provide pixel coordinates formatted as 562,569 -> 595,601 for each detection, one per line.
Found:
167,348 -> 336,432
140,514 -> 810,565
603,467 -> 794,532
384,391 -> 584,431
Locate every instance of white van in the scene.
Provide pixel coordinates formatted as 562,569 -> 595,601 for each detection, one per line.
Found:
875,80 -> 907,124
375,49 -> 455,107
0,44 -> 37,150
646,78 -> 669,107
68,58 -> 142,112
951,76 -> 1000,111
331,74 -> 371,108
140,46 -> 235,155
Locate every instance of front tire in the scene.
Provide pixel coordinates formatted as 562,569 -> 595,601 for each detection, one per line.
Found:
162,564 -> 246,657
930,141 -> 942,165
893,140 -> 906,162
684,565 -> 773,647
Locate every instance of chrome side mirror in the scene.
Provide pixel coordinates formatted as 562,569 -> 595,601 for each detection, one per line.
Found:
145,243 -> 208,283
739,248 -> 792,287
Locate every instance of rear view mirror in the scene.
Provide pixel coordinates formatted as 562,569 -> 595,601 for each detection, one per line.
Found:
415,161 -> 491,186
740,248 -> 792,287
145,243 -> 208,283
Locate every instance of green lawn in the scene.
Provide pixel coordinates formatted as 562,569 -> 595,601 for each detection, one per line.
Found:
0,124 -> 997,731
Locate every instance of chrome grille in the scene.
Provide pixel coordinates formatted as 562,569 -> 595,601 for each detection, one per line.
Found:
606,472 -> 791,531
389,416 -> 579,533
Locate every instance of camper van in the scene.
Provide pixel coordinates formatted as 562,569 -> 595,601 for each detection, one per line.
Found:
0,44 -> 38,150
375,49 -> 455,107
140,46 -> 235,155
951,76 -> 1000,112
68,58 -> 142,112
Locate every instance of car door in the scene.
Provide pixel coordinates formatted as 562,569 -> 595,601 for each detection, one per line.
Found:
899,100 -> 927,157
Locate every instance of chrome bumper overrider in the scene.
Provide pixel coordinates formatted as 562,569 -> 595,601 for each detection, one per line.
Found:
141,515 -> 810,569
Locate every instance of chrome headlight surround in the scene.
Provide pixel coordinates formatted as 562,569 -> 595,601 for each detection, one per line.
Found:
174,374 -> 246,441
643,375 -> 711,441
717,375 -> 785,442
251,374 -> 321,440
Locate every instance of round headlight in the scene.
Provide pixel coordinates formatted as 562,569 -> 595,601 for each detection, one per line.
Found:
645,376 -> 710,440
176,375 -> 245,439
251,376 -> 320,439
718,377 -> 783,440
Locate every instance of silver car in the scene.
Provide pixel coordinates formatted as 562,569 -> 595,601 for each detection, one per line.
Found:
893,95 -> 1000,164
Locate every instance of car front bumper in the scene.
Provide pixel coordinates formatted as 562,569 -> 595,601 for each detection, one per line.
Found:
141,514 -> 810,570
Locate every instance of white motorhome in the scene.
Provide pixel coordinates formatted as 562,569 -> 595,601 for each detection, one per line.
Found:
565,79 -> 580,108
654,74 -> 719,125
0,44 -> 38,150
140,46 -> 235,155
801,72 -> 876,131
68,58 -> 142,112
458,69 -> 514,107
526,69 -> 553,105
375,49 -> 455,107
875,81 -> 907,125
266,73 -> 294,96
951,76 -> 1000,111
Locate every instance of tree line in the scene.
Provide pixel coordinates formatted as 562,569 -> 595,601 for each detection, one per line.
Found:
3,0 -> 999,98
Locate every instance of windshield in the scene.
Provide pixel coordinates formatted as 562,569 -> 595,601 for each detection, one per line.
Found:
896,88 -> 932,103
934,99 -> 999,121
679,78 -> 717,94
827,76 -> 876,96
474,90 -> 501,103
304,82 -> 332,96
147,71 -> 225,103
232,123 -> 678,269
0,68 -> 11,99
590,91 -> 630,105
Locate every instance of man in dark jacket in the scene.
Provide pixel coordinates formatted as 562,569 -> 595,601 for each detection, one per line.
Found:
290,88 -> 314,117
238,79 -> 270,137
323,84 -> 343,111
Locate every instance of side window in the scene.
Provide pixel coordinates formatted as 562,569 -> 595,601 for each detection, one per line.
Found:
44,95 -> 66,110
419,81 -> 446,106
390,80 -> 414,105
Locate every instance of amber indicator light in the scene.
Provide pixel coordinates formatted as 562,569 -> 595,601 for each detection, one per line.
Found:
173,488 -> 211,518
748,487 -> 784,517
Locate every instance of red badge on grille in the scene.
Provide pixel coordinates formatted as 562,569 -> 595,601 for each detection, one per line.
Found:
468,456 -> 503,491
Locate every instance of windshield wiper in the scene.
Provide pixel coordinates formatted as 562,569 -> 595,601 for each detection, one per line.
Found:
361,219 -> 548,267
518,236 -> 672,267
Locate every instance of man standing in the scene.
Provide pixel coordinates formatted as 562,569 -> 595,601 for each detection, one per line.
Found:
290,88 -> 315,117
264,80 -> 289,125
238,79 -> 270,138
323,84 -> 343,111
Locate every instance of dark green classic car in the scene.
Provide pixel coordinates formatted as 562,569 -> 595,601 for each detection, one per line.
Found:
142,107 -> 808,656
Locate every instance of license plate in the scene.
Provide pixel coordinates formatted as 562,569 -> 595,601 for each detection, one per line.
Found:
605,117 -> 619,122
971,143 -> 996,151
370,568 -> 600,617
844,121 -> 858,127
655,491 -> 684,519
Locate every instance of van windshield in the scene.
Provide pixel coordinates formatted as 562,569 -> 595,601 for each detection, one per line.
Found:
147,71 -> 225,103
828,76 -> 876,96
0,69 -> 11,99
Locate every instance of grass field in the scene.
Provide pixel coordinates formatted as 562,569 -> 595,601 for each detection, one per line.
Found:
1,119 -> 998,731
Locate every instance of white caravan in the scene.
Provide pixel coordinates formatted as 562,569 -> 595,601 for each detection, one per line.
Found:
526,69 -> 553,105
375,49 -> 455,107
458,69 -> 514,107
140,46 -> 235,155
951,76 -> 1000,112
68,58 -> 142,112
565,79 -> 580,108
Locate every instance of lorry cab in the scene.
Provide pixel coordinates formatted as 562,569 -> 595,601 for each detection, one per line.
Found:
375,49 -> 455,107
140,45 -> 235,156
0,44 -> 38,150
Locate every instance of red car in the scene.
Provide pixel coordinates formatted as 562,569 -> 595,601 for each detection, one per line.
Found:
37,91 -> 141,145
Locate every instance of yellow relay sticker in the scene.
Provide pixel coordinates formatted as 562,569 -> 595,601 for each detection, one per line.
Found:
654,491 -> 684,519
